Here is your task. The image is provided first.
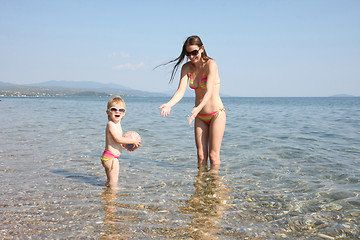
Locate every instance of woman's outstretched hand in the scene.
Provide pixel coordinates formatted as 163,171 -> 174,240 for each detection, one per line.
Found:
159,104 -> 171,117
188,107 -> 199,125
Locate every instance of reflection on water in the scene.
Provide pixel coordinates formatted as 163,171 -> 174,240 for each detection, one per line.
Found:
100,187 -> 146,239
98,167 -> 233,240
179,167 -> 232,240
100,187 -> 135,239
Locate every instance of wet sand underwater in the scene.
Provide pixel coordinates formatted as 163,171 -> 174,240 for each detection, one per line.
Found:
1,97 -> 359,239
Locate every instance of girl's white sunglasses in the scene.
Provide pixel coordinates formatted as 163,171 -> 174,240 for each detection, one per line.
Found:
108,107 -> 126,113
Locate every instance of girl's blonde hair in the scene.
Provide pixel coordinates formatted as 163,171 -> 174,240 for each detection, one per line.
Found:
107,96 -> 126,109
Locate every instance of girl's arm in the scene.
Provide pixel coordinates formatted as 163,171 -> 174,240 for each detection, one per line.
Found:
159,65 -> 189,117
108,123 -> 141,146
188,60 -> 218,124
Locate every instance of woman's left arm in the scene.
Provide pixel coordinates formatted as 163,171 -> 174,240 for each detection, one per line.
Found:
188,60 -> 218,124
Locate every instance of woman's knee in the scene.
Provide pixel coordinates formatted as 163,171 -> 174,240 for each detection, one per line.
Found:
209,150 -> 220,162
197,152 -> 207,163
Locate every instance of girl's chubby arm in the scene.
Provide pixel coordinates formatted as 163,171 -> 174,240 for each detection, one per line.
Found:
188,60 -> 218,124
108,122 -> 141,147
159,64 -> 190,117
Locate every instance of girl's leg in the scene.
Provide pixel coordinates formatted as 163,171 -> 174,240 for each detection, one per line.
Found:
103,158 -> 120,188
209,110 -> 226,166
194,117 -> 209,167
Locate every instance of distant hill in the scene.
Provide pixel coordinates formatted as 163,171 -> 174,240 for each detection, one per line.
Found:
26,80 -> 132,91
0,84 -> 112,97
0,81 -> 16,87
0,80 -> 169,97
26,80 -> 168,97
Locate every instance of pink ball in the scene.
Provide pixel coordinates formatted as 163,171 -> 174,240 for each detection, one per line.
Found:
123,131 -> 141,151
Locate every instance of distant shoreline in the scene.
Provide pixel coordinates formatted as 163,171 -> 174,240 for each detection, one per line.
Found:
1,96 -> 359,99
1,80 -> 358,98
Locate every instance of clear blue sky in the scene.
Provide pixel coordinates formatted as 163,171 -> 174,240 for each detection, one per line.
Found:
1,0 -> 359,97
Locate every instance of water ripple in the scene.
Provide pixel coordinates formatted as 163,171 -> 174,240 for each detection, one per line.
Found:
0,97 -> 359,239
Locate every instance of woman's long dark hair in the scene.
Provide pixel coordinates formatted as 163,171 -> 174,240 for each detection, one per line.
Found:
157,35 -> 211,83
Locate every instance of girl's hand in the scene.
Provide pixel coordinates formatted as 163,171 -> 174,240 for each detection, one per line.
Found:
133,138 -> 141,148
159,103 -> 171,117
188,107 -> 199,125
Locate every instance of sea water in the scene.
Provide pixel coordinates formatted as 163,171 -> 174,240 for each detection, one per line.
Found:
0,97 -> 359,239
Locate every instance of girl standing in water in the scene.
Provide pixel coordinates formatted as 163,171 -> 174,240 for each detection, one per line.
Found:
159,35 -> 226,168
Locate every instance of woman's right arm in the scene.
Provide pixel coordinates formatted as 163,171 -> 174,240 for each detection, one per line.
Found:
159,65 -> 189,117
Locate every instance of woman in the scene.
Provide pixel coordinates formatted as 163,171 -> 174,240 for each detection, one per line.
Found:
159,35 -> 226,168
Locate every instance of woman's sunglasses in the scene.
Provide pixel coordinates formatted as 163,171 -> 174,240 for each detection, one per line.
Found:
108,107 -> 126,113
186,47 -> 202,57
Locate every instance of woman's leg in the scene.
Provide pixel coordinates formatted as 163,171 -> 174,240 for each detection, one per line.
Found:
194,117 -> 209,167
209,110 -> 226,166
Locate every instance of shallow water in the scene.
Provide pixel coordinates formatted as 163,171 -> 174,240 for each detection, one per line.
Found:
1,97 -> 359,239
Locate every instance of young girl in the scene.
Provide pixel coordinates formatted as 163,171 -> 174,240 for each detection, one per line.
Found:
159,35 -> 226,168
101,96 -> 141,188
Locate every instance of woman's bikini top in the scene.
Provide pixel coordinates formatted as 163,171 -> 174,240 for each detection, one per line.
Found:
188,73 -> 207,90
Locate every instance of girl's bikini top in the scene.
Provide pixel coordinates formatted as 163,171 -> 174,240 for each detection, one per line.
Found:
188,73 -> 207,90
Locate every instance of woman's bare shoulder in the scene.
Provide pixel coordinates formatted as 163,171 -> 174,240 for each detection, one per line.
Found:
181,62 -> 193,75
206,58 -> 217,67
205,59 -> 218,73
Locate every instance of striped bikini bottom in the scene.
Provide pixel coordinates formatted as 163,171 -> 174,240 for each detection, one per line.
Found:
101,150 -> 120,169
197,108 -> 226,125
